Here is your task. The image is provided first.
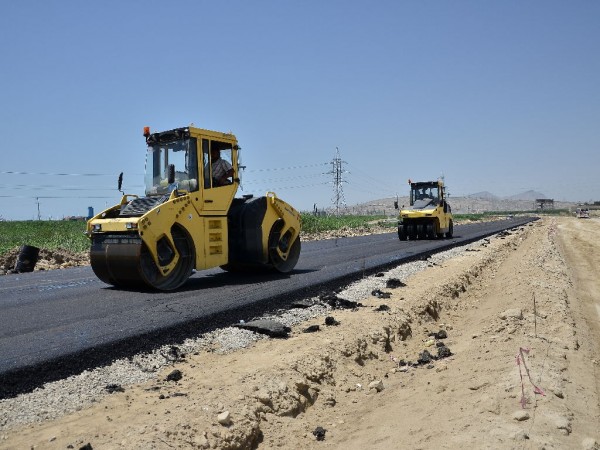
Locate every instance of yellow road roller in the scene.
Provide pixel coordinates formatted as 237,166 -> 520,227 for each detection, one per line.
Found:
87,126 -> 301,290
396,179 -> 453,240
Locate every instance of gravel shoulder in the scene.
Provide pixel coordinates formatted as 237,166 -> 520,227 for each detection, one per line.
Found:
1,217 -> 599,449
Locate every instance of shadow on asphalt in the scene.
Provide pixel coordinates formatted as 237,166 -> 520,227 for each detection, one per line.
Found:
100,268 -> 318,294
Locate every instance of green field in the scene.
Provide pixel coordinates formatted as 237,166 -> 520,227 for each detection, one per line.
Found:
0,220 -> 89,254
300,214 -> 391,233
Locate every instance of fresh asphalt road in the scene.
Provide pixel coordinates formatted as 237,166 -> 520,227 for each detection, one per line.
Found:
0,217 -> 535,394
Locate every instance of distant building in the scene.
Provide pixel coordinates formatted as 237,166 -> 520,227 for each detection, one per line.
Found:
63,216 -> 87,221
63,207 -> 94,221
535,199 -> 554,210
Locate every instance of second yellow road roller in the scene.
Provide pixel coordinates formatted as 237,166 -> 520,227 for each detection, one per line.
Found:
396,179 -> 453,241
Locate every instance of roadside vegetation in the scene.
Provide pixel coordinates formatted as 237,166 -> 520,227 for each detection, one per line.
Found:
0,220 -> 89,255
300,214 -> 390,233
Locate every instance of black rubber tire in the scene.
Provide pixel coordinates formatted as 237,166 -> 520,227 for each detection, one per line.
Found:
398,225 -> 407,241
445,220 -> 454,239
426,222 -> 436,239
407,224 -> 417,240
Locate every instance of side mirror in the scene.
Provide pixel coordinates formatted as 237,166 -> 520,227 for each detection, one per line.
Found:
394,201 -> 398,209
118,172 -> 124,193
167,164 -> 175,184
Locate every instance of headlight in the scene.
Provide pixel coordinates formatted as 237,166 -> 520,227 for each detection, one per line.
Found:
126,222 -> 138,230
92,224 -> 102,232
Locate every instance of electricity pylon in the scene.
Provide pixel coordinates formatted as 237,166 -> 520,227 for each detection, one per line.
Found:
329,147 -> 347,215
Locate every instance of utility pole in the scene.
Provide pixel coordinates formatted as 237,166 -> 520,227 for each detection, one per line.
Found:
36,197 -> 41,220
329,147 -> 347,215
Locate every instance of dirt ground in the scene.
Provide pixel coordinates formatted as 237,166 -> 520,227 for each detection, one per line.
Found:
0,247 -> 89,275
1,217 -> 599,449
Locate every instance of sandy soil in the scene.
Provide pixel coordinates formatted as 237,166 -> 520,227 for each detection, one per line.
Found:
1,217 -> 599,449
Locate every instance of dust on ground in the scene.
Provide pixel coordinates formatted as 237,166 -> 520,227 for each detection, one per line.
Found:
1,217 -> 599,449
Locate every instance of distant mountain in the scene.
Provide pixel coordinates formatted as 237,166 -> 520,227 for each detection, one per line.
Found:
466,190 -> 547,201
467,191 -> 499,200
506,190 -> 547,201
345,194 -> 576,216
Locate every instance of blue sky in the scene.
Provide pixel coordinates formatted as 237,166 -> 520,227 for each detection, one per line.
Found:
1,1 -> 598,220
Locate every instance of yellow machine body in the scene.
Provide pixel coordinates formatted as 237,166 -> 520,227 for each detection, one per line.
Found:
396,179 -> 453,240
87,126 -> 301,290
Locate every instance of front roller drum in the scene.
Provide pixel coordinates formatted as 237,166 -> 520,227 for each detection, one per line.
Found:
90,237 -> 145,288
90,227 -> 195,290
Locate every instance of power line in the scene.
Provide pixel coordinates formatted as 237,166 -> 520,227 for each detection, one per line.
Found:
0,184 -> 143,191
0,195 -> 119,199
344,184 -> 394,198
242,172 -> 327,184
0,171 -> 117,176
245,162 -> 329,172
345,162 -> 397,194
240,181 -> 330,192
